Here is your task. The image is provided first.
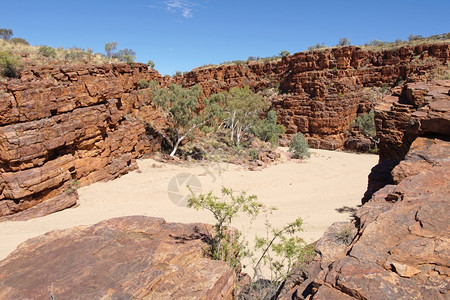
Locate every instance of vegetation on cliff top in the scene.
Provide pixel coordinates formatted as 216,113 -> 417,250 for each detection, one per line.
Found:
191,33 -> 449,72
0,28 -> 148,74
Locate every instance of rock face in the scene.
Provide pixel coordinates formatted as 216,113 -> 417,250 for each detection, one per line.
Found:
174,44 -> 449,150
376,80 -> 450,161
281,80 -> 450,299
0,216 -> 236,299
0,63 -> 166,218
1,45 -> 448,218
363,79 -> 450,201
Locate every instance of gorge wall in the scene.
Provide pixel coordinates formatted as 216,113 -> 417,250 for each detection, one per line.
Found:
279,80 -> 450,299
173,44 -> 449,149
0,44 -> 448,218
0,63 -> 166,219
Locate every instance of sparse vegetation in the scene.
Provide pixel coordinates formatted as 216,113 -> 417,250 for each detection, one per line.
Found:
350,110 -> 376,138
308,43 -> 327,51
337,37 -> 351,46
65,179 -> 81,195
10,37 -> 29,45
150,82 -> 215,156
0,39 -> 123,68
408,34 -> 423,41
137,79 -> 150,89
105,42 -> 118,62
289,133 -> 310,159
188,187 -> 261,269
211,86 -> 269,146
362,32 -> 450,51
38,46 -> 57,58
334,225 -> 353,245
251,216 -> 312,298
0,51 -> 22,78
249,149 -> 259,161
0,28 -> 13,40
252,110 -> 286,146
188,187 -> 314,299
147,59 -> 155,69
116,48 -> 136,64
279,50 -> 290,57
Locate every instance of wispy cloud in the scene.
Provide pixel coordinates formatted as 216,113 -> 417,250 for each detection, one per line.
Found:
165,0 -> 198,18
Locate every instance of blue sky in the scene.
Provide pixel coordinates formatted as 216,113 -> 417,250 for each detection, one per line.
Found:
2,0 -> 449,75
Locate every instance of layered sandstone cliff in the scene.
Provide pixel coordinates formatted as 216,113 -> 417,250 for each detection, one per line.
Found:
1,44 -> 448,218
0,63 -> 165,218
174,44 -> 449,149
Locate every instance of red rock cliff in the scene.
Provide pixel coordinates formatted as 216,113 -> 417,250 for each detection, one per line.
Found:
279,79 -> 450,299
0,63 -> 165,218
173,44 -> 449,149
1,44 -> 448,218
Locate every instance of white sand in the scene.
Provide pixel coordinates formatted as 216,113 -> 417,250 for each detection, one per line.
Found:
0,148 -> 378,268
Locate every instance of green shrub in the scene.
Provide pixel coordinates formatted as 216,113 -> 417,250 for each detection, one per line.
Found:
38,46 -> 56,58
366,39 -> 384,46
187,187 -> 261,269
116,48 -> 136,64
334,225 -> 353,245
368,147 -> 378,155
289,132 -> 310,159
65,47 -> 86,62
308,43 -> 327,51
0,51 -> 22,78
351,110 -> 376,138
279,50 -> 290,57
188,187 -> 312,299
408,34 -> 423,41
338,37 -> 351,46
252,110 -> 286,146
10,37 -> 29,45
147,59 -> 155,69
249,149 -> 259,161
0,28 -> 13,40
137,79 -> 150,89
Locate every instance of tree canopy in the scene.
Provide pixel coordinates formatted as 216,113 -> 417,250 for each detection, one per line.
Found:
210,86 -> 269,145
0,29 -> 13,40
150,82 -> 209,156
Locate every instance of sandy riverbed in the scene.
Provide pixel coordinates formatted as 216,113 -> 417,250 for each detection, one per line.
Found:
0,148 -> 378,265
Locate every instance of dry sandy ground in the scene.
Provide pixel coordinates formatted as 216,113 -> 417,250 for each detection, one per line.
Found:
0,148 -> 378,270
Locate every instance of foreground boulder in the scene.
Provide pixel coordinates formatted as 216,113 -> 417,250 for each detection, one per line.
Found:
0,216 -> 236,299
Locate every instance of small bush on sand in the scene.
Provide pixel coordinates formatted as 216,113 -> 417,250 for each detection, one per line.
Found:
188,187 -> 261,268
252,110 -> 286,147
188,187 -> 313,299
289,133 -> 310,159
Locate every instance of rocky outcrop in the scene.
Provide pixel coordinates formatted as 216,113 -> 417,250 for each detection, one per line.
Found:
363,79 -> 450,201
281,80 -> 450,299
0,216 -> 236,299
0,63 -> 165,218
1,45 -> 448,218
376,80 -> 450,161
174,44 -> 449,150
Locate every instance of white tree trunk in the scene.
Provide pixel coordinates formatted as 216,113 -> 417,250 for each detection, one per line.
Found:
170,136 -> 185,156
169,122 -> 205,157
